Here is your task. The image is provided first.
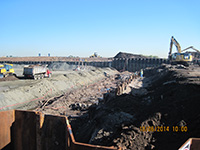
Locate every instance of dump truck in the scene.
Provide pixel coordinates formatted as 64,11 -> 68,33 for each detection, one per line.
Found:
0,64 -> 15,78
23,64 -> 52,80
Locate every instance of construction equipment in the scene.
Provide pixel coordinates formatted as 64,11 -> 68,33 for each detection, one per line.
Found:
168,36 -> 193,66
90,52 -> 100,58
23,64 -> 52,80
182,46 -> 200,66
0,64 -> 15,78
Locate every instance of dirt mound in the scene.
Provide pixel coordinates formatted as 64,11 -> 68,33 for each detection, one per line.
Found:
0,75 -> 18,82
70,64 -> 200,149
114,52 -> 147,59
34,72 -> 124,116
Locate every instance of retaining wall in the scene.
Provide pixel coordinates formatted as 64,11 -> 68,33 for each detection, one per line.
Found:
0,58 -> 169,72
112,58 -> 169,72
0,110 -> 120,150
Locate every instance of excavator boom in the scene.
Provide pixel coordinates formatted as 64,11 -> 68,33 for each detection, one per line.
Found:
169,36 -> 182,57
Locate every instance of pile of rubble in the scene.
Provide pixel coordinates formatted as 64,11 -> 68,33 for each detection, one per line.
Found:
70,64 -> 200,149
35,71 -> 135,117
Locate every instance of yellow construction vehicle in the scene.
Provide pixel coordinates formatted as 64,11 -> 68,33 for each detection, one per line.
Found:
168,36 -> 193,66
89,52 -> 101,58
90,52 -> 98,58
0,64 -> 15,78
181,46 -> 200,66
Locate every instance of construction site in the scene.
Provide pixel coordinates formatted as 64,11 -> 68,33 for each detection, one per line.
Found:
0,37 -> 200,150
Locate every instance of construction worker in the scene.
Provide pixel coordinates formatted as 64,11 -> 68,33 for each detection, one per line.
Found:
46,69 -> 52,77
140,69 -> 143,78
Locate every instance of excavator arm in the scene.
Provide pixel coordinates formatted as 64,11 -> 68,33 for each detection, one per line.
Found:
181,46 -> 200,53
169,36 -> 182,57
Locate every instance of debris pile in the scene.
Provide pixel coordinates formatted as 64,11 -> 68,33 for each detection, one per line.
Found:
36,71 -> 135,117
70,64 -> 200,149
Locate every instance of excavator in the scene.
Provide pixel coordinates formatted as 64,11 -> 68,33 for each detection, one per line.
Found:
89,52 -> 101,58
168,36 -> 199,66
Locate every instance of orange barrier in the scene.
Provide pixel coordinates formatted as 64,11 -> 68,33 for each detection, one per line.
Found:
0,110 -> 120,150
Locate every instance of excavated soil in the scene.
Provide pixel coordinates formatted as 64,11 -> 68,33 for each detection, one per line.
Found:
68,64 -> 200,149
2,62 -> 200,149
0,65 -> 118,111
35,71 -> 133,116
0,75 -> 18,82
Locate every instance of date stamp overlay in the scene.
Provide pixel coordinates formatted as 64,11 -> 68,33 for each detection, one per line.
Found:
140,126 -> 188,132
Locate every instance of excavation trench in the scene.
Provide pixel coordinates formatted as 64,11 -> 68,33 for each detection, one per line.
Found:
1,63 -> 200,149
0,66 -> 118,111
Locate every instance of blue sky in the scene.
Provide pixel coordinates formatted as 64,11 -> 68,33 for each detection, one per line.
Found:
0,0 -> 199,58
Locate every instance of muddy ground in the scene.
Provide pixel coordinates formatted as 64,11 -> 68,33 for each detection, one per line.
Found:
67,64 -> 200,150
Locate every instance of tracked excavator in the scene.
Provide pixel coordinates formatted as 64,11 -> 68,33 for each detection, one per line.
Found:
168,36 -> 193,66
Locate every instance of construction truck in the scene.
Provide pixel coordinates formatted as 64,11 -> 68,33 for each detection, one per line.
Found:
168,36 -> 193,66
23,64 -> 52,80
0,64 -> 15,78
